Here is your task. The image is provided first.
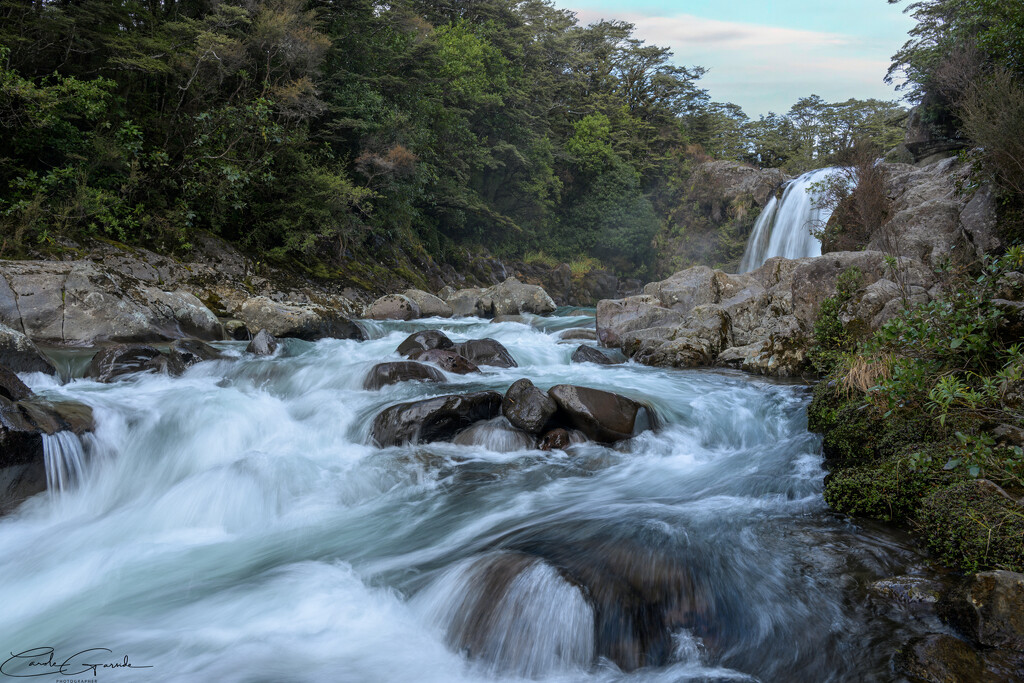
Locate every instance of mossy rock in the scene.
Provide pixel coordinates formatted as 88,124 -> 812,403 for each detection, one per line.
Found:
919,480 -> 1024,574
824,455 -> 935,522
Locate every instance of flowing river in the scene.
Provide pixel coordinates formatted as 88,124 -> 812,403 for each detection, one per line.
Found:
0,313 -> 940,682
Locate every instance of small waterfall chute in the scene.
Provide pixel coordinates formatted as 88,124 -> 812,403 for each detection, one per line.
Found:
413,551 -> 595,677
42,431 -> 88,493
739,167 -> 850,273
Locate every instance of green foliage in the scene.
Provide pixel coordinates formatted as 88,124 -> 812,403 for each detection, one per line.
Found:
808,267 -> 864,375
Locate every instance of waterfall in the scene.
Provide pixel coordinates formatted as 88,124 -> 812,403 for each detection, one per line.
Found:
739,167 -> 848,273
42,431 -> 88,493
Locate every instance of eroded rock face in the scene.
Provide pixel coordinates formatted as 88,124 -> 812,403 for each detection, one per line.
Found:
238,297 -> 364,341
246,329 -> 278,356
939,571 -> 1024,651
453,338 -> 517,368
502,379 -> 557,434
548,385 -> 644,443
371,391 -> 503,447
403,289 -> 453,318
397,330 -> 454,357
364,294 -> 421,321
408,349 -> 480,375
363,362 -> 447,391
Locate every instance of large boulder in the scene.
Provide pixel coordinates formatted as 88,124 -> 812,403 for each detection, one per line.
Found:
620,305 -> 731,369
939,571 -> 1024,651
363,362 -> 447,391
453,338 -> 517,368
596,296 -> 685,348
364,294 -> 421,321
0,260 -> 222,344
0,323 -> 55,375
165,339 -> 226,375
403,289 -> 453,318
407,348 -> 480,375
371,391 -> 503,447
548,385 -> 646,443
448,278 -> 557,319
0,366 -> 33,401
502,379 -> 557,434
238,297 -> 364,341
397,330 -> 453,357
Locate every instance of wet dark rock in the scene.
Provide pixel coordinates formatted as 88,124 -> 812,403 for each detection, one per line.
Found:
893,634 -> 985,683
571,345 -> 618,365
0,396 -> 44,467
453,338 -> 517,368
0,458 -> 46,515
246,329 -> 279,356
548,385 -> 645,443
396,330 -> 454,357
363,362 -> 447,391
408,349 -> 480,375
371,391 -> 503,447
167,339 -> 226,375
502,379 -> 557,434
0,366 -> 33,401
0,323 -> 55,375
559,328 -> 597,341
537,428 -> 587,451
939,571 -> 1024,651
85,344 -> 165,383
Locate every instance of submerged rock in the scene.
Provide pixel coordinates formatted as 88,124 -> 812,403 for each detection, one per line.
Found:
363,362 -> 447,391
453,338 -> 517,368
893,633 -> 986,683
548,385 -> 645,443
537,427 -> 588,451
85,344 -> 165,382
571,345 -> 618,365
246,329 -> 278,356
371,391 -> 503,447
396,330 -> 453,357
408,349 -> 480,375
502,379 -> 557,434
452,417 -> 536,452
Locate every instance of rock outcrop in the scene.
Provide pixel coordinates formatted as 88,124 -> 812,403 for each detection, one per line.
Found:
0,260 -> 222,344
597,251 -> 935,376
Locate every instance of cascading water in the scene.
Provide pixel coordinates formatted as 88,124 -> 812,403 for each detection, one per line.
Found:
1,315 -> 941,682
739,167 -> 849,273
42,431 -> 88,493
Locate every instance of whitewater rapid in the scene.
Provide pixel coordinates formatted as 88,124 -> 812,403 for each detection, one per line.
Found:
0,314 -> 936,682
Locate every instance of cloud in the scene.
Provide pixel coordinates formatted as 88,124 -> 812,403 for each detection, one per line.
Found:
568,9 -> 897,115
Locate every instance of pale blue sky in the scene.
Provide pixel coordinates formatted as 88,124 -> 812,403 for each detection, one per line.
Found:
550,0 -> 916,116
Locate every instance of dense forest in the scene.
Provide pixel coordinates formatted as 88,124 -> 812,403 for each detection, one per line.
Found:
0,0 -> 906,278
